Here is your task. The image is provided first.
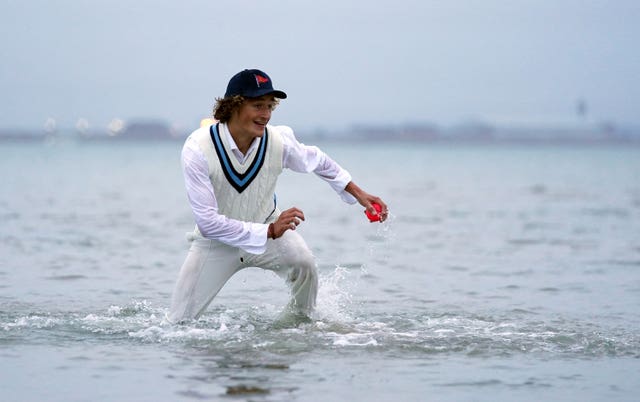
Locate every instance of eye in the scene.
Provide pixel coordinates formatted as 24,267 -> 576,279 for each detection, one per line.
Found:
252,103 -> 274,111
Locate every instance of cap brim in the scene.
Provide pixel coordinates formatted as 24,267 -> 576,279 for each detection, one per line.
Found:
270,90 -> 287,99
245,89 -> 287,99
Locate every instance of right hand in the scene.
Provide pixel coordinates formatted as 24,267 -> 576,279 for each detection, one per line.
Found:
268,207 -> 305,239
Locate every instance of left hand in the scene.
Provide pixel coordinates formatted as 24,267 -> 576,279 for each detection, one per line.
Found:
345,181 -> 389,222
269,207 -> 305,239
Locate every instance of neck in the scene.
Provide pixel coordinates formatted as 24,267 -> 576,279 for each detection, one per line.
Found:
226,121 -> 254,154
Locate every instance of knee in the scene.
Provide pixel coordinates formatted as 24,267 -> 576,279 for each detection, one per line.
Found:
292,248 -> 315,270
287,250 -> 317,283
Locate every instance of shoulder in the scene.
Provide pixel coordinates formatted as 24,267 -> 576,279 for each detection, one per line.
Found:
182,126 -> 212,159
267,124 -> 298,144
188,125 -> 212,141
267,124 -> 294,136
184,125 -> 216,148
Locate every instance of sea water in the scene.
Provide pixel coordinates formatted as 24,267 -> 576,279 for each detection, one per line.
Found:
1,138 -> 639,401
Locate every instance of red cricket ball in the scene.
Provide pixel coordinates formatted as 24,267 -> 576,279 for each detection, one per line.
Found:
365,202 -> 382,222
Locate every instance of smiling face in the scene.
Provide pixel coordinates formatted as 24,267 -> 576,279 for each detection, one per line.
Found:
228,95 -> 278,141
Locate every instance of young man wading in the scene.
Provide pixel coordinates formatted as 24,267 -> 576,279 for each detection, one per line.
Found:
167,69 -> 388,324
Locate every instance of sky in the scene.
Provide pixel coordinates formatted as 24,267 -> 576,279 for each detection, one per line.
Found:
1,0 -> 639,133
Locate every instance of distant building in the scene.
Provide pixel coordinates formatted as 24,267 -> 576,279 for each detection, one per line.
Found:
79,119 -> 186,141
120,120 -> 176,140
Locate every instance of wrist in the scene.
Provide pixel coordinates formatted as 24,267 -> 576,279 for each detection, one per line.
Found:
268,223 -> 275,240
345,181 -> 363,199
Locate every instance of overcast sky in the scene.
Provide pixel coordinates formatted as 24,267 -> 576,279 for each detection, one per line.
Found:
1,0 -> 639,132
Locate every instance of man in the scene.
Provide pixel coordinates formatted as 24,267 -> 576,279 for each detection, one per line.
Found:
167,69 -> 388,324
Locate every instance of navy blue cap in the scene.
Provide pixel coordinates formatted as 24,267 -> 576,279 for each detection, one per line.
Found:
224,69 -> 287,99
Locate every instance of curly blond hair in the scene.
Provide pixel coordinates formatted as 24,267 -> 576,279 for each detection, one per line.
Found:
212,95 -> 280,123
212,95 -> 245,123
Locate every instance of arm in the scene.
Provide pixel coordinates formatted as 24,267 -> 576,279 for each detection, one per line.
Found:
277,125 -> 388,222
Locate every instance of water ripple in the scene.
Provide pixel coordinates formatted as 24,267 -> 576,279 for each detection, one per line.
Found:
2,302 -> 637,359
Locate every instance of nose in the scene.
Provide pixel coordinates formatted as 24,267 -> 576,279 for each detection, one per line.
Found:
259,108 -> 271,121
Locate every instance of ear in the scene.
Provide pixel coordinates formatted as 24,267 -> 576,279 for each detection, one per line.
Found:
229,104 -> 243,121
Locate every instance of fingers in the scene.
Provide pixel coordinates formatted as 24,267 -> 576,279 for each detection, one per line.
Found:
271,207 -> 306,239
367,197 -> 389,223
377,200 -> 389,222
279,207 -> 305,228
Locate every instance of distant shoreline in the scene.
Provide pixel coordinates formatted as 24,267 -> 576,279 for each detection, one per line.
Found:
2,120 -> 639,145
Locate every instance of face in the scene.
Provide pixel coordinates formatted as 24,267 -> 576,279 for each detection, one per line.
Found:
229,95 -> 277,139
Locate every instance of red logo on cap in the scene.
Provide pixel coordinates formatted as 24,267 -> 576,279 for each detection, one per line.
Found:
254,74 -> 269,87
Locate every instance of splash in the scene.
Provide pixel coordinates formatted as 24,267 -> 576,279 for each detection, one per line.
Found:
315,265 -> 362,322
3,293 -> 638,358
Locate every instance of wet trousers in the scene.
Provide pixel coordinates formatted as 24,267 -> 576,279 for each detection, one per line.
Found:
167,229 -> 318,324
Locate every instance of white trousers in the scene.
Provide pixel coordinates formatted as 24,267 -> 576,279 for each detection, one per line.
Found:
167,229 -> 318,324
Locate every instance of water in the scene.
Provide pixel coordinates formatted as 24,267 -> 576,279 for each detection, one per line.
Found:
1,138 -> 639,401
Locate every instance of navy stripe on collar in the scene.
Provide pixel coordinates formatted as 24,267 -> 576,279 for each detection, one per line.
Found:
210,123 -> 268,193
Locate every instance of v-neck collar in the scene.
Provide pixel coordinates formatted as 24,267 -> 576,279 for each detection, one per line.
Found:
221,123 -> 261,165
210,123 -> 269,193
